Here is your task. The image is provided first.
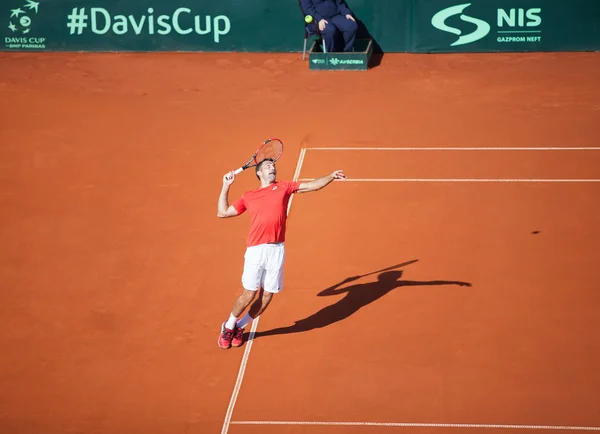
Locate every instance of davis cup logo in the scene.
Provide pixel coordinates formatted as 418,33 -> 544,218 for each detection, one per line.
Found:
7,0 -> 39,34
5,0 -> 46,49
431,3 -> 490,46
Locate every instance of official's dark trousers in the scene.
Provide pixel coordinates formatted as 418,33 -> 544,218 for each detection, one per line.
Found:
321,14 -> 358,52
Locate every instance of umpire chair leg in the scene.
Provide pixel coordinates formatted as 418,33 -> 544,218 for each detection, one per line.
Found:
303,36 -> 308,60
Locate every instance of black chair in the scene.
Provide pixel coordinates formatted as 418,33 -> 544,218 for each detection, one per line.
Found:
297,0 -> 326,60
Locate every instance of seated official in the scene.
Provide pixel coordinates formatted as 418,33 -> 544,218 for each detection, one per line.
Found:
301,0 -> 358,52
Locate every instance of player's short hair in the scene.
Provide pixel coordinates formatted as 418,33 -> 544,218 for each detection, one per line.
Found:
256,158 -> 275,180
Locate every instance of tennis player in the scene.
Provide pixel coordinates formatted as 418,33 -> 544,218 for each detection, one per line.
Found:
216,158 -> 346,349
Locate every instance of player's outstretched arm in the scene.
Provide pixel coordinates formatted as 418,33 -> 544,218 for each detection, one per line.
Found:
217,171 -> 240,218
297,170 -> 346,194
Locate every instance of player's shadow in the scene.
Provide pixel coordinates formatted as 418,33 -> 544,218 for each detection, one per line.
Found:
253,260 -> 472,339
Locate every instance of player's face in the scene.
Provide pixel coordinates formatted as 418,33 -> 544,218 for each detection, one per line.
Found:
259,161 -> 277,182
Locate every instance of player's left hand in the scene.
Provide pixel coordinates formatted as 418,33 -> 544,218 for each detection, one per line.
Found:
346,14 -> 355,21
330,170 -> 347,180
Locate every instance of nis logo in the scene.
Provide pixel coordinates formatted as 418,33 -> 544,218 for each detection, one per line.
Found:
432,3 -> 542,46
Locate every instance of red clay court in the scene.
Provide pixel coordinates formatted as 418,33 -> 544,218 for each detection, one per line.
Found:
1,51 -> 600,434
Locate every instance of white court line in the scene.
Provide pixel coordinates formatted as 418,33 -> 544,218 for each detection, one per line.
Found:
299,178 -> 600,183
305,147 -> 600,151
301,147 -> 600,183
223,147 -> 598,432
231,421 -> 600,431
287,148 -> 307,215
220,147 -> 307,434
220,319 -> 259,434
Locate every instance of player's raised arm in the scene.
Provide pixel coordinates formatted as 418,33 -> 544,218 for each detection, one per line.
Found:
297,170 -> 346,193
217,171 -> 240,218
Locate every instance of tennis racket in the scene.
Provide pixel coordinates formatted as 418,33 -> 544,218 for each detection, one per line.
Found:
233,138 -> 284,175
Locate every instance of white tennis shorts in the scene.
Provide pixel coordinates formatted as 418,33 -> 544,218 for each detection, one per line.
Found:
241,242 -> 285,293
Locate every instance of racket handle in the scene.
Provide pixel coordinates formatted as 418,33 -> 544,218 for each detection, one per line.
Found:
233,167 -> 244,175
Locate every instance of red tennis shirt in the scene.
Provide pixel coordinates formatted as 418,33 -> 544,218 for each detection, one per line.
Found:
232,180 -> 301,247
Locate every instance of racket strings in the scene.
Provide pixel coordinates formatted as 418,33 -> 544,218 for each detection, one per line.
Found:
256,140 -> 283,164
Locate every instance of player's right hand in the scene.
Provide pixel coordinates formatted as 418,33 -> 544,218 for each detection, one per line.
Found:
223,171 -> 235,186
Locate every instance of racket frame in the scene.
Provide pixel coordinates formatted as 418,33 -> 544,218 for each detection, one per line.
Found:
233,138 -> 284,175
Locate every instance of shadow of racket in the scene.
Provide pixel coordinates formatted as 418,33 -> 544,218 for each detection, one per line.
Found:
351,259 -> 419,280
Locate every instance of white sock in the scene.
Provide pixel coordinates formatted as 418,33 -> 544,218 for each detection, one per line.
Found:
225,313 -> 237,330
236,313 -> 254,329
